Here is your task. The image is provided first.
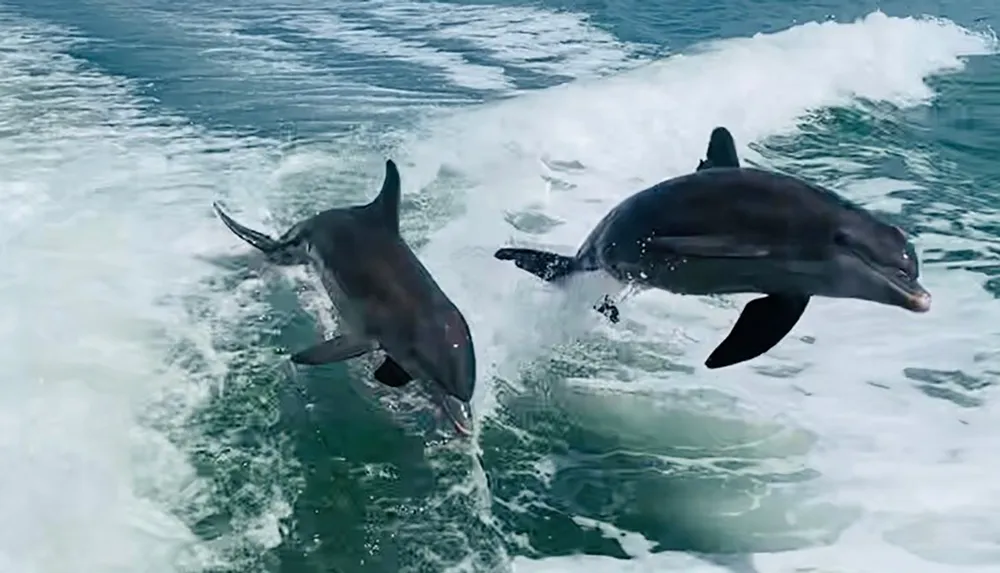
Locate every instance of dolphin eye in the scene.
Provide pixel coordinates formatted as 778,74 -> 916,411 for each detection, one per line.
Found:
901,244 -> 920,277
833,229 -> 851,247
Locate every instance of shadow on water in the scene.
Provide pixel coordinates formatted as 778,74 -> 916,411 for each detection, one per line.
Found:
271,356 -> 509,573
168,252 -> 507,573
477,334 -> 860,563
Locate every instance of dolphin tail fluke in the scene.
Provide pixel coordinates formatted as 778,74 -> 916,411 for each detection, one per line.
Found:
213,202 -> 306,265
704,294 -> 809,369
696,127 -> 740,171
494,247 -> 579,282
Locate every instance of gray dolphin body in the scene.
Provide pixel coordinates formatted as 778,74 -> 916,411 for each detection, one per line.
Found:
213,160 -> 476,436
495,127 -> 931,369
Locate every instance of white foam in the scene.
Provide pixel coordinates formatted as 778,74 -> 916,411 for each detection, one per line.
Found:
4,4 -> 995,573
383,11 -> 1000,572
177,0 -> 646,95
363,0 -> 645,79
0,12 -> 293,573
287,11 -> 513,92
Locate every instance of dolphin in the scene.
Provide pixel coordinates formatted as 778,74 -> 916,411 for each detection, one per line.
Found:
494,127 -> 931,369
212,160 -> 476,436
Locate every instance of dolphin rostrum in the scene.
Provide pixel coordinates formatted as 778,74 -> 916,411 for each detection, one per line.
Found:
494,127 -> 931,369
213,160 -> 476,435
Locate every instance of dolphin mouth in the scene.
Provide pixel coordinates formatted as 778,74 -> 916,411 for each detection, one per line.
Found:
876,267 -> 931,313
842,246 -> 931,313
438,394 -> 474,437
898,286 -> 931,313
865,260 -> 932,313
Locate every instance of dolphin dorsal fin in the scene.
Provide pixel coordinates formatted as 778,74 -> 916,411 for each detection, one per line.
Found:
696,127 -> 740,171
370,159 -> 402,234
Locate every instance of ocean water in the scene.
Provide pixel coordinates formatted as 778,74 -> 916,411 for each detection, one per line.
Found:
1,0 -> 999,572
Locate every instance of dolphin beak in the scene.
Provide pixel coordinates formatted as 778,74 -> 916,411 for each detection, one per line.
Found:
902,288 -> 932,313
439,395 -> 474,437
881,273 -> 931,313
858,256 -> 932,314
883,275 -> 931,313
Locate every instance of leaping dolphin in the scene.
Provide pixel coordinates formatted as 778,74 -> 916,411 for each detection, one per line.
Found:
213,160 -> 476,436
494,127 -> 930,369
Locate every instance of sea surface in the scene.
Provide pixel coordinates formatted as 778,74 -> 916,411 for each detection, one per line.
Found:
1,0 -> 999,572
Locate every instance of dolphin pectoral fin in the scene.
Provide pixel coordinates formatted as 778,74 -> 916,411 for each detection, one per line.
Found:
373,357 -> 413,387
704,294 -> 810,369
696,127 -> 740,171
646,236 -> 769,258
494,247 -> 580,282
290,334 -> 374,365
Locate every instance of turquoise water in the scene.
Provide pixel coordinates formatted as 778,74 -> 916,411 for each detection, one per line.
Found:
0,1 -> 999,573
